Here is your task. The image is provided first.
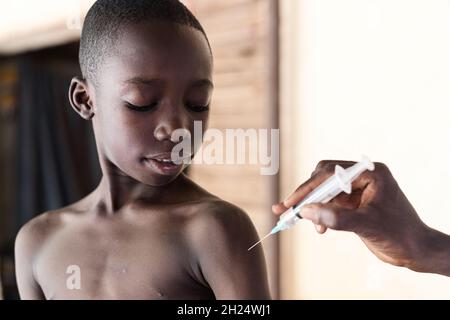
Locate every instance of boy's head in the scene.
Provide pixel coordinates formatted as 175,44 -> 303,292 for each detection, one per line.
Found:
69,0 -> 213,186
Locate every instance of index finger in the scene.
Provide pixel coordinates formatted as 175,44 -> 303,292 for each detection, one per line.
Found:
283,162 -> 377,209
283,171 -> 333,208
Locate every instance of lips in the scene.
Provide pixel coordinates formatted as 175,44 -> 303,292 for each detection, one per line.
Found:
143,153 -> 183,175
152,158 -> 175,164
149,152 -> 174,161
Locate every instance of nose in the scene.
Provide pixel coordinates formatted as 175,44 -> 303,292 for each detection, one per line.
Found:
153,104 -> 189,143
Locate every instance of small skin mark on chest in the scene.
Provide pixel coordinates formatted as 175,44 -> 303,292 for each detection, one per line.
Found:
109,264 -> 128,275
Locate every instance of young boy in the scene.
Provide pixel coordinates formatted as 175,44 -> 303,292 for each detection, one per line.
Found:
14,0 -> 270,299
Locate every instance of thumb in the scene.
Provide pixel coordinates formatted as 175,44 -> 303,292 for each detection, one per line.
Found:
299,203 -> 364,232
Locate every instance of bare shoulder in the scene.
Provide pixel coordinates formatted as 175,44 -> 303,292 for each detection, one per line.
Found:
15,208 -> 70,261
16,212 -> 61,252
15,205 -> 81,299
184,197 -> 260,256
182,177 -> 257,233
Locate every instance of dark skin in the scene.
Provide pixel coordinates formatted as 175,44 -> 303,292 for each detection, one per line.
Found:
273,161 -> 450,277
15,21 -> 270,300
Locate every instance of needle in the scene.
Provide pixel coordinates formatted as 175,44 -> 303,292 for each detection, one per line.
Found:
248,232 -> 272,251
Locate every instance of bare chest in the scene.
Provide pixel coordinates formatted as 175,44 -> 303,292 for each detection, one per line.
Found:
34,222 -> 212,299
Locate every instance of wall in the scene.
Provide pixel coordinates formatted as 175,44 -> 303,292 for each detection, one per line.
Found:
0,0 -> 96,54
280,0 -> 450,299
0,62 -> 18,246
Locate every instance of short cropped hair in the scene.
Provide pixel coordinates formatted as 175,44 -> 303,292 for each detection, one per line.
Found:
79,0 -> 210,83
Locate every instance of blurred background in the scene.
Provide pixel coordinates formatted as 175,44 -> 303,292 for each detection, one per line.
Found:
1,0 -> 450,299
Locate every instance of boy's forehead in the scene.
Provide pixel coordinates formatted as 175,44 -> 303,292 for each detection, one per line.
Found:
102,21 -> 212,83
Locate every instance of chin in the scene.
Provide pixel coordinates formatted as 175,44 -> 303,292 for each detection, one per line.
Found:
114,158 -> 185,187
142,172 -> 182,187
137,160 -> 185,187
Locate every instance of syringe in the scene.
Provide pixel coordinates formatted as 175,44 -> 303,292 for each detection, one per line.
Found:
248,156 -> 375,251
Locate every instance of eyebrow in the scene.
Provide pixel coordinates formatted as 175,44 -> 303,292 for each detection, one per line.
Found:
123,77 -> 162,85
123,77 -> 214,88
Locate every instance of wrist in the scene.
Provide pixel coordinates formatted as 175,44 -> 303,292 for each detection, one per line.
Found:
411,226 -> 450,276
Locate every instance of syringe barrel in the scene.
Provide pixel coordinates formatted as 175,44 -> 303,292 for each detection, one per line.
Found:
274,156 -> 374,233
299,175 -> 341,205
276,175 -> 341,232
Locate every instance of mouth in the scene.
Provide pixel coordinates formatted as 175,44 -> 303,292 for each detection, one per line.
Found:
142,154 -> 184,175
153,158 -> 175,164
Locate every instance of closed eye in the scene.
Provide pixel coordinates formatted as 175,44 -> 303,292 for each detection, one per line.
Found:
125,102 -> 158,112
188,104 -> 210,113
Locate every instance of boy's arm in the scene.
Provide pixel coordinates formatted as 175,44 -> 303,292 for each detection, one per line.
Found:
188,202 -> 271,299
15,222 -> 46,300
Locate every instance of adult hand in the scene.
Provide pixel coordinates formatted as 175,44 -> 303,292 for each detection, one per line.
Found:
273,161 -> 450,276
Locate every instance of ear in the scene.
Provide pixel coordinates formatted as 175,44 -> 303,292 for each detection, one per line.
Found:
68,76 -> 95,120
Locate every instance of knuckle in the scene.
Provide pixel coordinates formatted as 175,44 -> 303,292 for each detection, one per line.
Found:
315,160 -> 330,171
374,162 -> 389,173
315,160 -> 335,174
310,169 -> 321,178
372,162 -> 392,187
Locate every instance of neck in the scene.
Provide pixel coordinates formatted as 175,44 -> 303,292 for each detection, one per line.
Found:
92,171 -> 186,215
